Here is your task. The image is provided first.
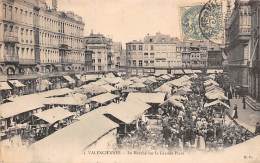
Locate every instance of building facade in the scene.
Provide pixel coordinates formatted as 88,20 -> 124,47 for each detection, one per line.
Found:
126,33 -> 181,75
0,0 -> 85,93
248,0 -> 260,110
225,0 -> 251,92
84,33 -> 122,73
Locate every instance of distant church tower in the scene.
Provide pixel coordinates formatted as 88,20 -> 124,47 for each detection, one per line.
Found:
52,0 -> 57,11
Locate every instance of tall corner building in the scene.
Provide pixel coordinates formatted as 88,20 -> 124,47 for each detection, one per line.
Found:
84,33 -> 122,73
248,0 -> 260,110
0,0 -> 85,88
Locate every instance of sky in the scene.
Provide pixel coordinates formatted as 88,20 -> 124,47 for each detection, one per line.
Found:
46,0 -> 210,44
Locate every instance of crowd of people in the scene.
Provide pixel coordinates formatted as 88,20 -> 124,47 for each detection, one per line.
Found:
119,73 -> 255,152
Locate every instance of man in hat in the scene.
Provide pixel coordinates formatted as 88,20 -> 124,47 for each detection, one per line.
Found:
232,104 -> 238,119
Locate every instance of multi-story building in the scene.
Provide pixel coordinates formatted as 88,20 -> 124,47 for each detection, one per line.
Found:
225,0 -> 251,92
0,0 -> 85,93
126,32 -> 181,75
111,42 -> 122,71
248,0 -> 260,110
207,44 -> 223,69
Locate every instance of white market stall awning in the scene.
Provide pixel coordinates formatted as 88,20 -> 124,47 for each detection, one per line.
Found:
30,110 -> 118,162
34,107 -> 74,124
43,96 -> 87,106
205,91 -> 228,100
80,83 -> 107,94
103,99 -> 151,124
173,69 -> 184,75
8,80 -> 25,88
38,88 -> 74,98
204,100 -> 230,109
154,84 -> 172,93
127,92 -> 166,104
104,77 -> 123,84
129,82 -> 146,89
81,74 -> 99,82
63,75 -> 76,84
75,74 -> 81,80
0,94 -> 45,119
0,81 -> 12,90
89,92 -> 118,104
101,84 -> 118,92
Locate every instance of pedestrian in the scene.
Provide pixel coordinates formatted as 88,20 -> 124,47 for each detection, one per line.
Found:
242,96 -> 246,109
255,122 -> 260,135
232,104 -> 238,119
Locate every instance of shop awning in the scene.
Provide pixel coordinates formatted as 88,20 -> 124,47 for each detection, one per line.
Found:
192,70 -> 202,74
184,69 -> 193,74
89,92 -> 118,104
104,99 -> 151,124
207,69 -> 223,74
30,110 -> 118,162
63,75 -> 75,84
34,107 -> 74,124
8,80 -> 25,88
127,92 -> 166,104
0,82 -> 12,90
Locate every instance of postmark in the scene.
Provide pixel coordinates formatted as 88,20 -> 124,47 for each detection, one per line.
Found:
199,0 -> 224,44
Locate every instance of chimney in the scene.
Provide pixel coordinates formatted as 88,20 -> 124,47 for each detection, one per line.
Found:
52,0 -> 57,11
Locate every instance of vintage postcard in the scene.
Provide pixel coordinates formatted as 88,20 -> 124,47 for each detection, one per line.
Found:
0,0 -> 260,163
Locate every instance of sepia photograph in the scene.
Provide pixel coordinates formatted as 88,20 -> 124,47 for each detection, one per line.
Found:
0,0 -> 260,163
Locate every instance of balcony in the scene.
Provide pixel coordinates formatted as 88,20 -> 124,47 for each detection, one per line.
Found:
3,32 -> 19,43
0,55 -> 19,63
19,58 -> 36,65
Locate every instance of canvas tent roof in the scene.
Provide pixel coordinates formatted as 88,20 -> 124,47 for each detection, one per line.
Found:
204,100 -> 230,109
34,107 -> 74,124
63,76 -> 75,84
38,88 -> 73,98
127,92 -> 166,104
8,80 -> 25,87
89,93 -> 118,104
30,110 -> 118,163
103,100 -> 151,124
0,82 -> 12,90
0,94 -> 45,118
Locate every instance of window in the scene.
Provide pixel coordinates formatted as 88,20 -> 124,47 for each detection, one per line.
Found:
139,60 -> 143,67
132,45 -> 136,50
150,45 -> 154,50
133,60 -> 136,66
150,60 -> 154,66
98,59 -> 101,63
139,45 -> 143,50
92,59 -> 95,63
144,60 -> 148,66
144,53 -> 148,58
3,4 -> 6,18
150,53 -> 154,58
98,66 -> 101,71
